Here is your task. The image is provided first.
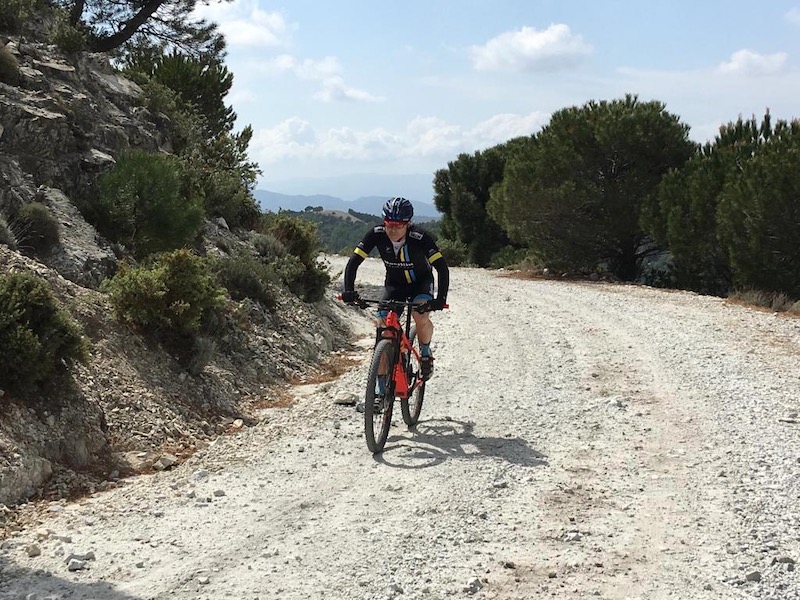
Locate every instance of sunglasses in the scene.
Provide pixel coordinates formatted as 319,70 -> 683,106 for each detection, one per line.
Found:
384,220 -> 409,229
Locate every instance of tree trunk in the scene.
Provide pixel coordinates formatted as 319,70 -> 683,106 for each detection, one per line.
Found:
68,0 -> 85,27
88,0 -> 166,52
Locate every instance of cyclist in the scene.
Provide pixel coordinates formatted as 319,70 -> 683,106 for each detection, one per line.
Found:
342,197 -> 449,380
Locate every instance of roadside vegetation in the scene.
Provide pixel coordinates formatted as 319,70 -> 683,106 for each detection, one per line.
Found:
433,97 -> 800,312
0,0 -> 330,396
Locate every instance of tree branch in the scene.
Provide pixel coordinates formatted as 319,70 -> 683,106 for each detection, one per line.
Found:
89,0 -> 166,52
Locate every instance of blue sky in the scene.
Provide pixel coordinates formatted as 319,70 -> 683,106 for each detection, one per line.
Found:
193,1 -> 800,199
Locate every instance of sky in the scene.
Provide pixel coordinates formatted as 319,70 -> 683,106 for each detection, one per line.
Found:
193,1 -> 800,200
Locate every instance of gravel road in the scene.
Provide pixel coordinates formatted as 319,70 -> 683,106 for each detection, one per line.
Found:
1,257 -> 798,600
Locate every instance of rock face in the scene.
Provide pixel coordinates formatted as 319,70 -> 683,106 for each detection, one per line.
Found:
0,36 -> 169,288
0,36 -> 354,509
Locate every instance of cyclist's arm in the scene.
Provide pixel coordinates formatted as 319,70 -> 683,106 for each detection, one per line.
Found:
422,232 -> 449,301
430,252 -> 449,301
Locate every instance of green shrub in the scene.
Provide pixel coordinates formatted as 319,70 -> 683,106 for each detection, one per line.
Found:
263,213 -> 321,266
139,80 -> 204,154
436,237 -> 469,267
269,255 -> 330,303
296,261 -> 331,303
185,164 -> 260,229
0,272 -> 88,392
212,255 -> 279,309
252,232 -> 286,260
105,249 -> 224,336
0,45 -> 20,85
16,202 -> 60,256
0,0 -> 38,33
729,289 -> 796,312
257,213 -> 330,302
490,246 -> 530,269
50,18 -> 87,53
96,151 -> 204,259
0,214 -> 17,249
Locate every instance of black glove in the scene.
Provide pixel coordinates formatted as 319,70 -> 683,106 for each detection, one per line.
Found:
341,290 -> 360,304
429,297 -> 447,311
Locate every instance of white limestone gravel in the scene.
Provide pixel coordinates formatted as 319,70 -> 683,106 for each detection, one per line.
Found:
0,257 -> 798,599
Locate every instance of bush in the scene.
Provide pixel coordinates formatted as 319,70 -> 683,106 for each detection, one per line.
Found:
269,255 -> 330,303
257,213 -> 330,302
96,151 -> 205,259
490,246 -> 530,269
105,249 -> 224,336
0,45 -> 20,85
729,289 -> 796,312
0,0 -> 39,33
262,213 -> 321,266
252,232 -> 287,260
0,214 -> 17,249
0,272 -> 88,392
50,18 -> 87,53
16,202 -> 60,256
436,237 -> 469,267
212,255 -> 279,309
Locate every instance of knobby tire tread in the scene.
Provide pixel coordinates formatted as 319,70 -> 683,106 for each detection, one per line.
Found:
364,339 -> 395,453
400,325 -> 425,427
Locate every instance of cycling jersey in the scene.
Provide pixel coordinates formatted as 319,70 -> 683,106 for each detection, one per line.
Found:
344,224 -> 449,301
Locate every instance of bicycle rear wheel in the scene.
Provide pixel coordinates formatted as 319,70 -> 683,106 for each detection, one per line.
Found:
400,325 -> 425,427
364,339 -> 395,453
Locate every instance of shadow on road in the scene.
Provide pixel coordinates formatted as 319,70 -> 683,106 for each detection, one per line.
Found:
377,418 -> 549,469
0,555 -> 141,600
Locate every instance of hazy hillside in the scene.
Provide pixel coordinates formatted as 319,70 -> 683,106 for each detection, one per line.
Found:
254,190 -> 440,219
259,172 -> 436,206
282,207 -> 441,255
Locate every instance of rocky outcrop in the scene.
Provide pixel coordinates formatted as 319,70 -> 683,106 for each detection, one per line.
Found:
0,36 -> 169,288
0,35 -> 354,511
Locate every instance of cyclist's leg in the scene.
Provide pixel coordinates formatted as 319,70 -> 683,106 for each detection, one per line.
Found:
409,283 -> 435,379
410,281 -> 435,346
411,294 -> 433,346
375,284 -> 404,392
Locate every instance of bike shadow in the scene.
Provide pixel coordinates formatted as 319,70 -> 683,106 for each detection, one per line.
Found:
376,417 -> 549,470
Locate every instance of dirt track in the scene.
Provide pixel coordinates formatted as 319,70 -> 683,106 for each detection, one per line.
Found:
1,257 -> 798,599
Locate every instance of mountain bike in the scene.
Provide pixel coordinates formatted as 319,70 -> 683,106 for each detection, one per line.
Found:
342,297 -> 446,453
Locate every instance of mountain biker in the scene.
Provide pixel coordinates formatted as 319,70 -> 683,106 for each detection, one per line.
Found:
342,197 -> 449,380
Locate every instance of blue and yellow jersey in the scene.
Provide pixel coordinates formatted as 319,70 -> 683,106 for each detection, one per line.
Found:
345,224 -> 449,298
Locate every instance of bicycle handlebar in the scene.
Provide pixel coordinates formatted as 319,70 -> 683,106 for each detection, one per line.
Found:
337,295 -> 448,313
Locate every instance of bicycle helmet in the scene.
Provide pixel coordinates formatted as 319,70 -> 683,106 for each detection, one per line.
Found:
382,197 -> 414,222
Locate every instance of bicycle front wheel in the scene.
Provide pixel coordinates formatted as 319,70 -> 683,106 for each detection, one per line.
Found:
400,325 -> 425,427
364,339 -> 395,453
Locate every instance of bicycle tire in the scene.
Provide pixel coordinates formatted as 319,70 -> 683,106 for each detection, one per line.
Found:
400,325 -> 425,427
364,339 -> 395,453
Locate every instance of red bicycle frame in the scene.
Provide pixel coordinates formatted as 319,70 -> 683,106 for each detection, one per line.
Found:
379,309 -> 422,399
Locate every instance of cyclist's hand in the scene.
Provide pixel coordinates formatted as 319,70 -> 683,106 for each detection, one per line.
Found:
341,290 -> 360,304
428,297 -> 447,311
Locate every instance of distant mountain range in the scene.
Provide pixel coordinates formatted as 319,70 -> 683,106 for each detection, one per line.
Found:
254,190 -> 441,219
258,172 -> 436,206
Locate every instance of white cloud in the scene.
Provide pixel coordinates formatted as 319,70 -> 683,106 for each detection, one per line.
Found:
471,24 -> 592,72
252,119 -> 400,162
192,0 -> 291,48
252,112 -> 546,166
717,49 -> 787,76
257,55 -> 383,103
785,7 -> 800,25
314,77 -> 384,103
228,88 -> 257,106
